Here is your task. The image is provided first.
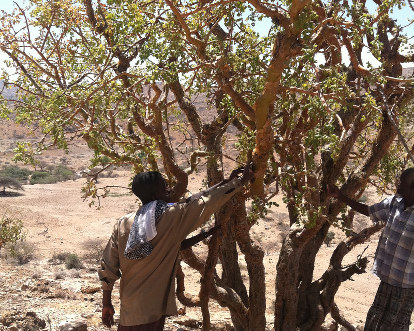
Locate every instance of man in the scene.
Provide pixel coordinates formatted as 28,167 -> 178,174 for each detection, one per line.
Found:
98,166 -> 253,330
327,168 -> 414,331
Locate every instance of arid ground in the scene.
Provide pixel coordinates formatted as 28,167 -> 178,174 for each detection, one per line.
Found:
0,120 -> 410,330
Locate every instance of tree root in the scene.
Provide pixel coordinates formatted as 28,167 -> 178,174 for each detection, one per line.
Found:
331,302 -> 356,331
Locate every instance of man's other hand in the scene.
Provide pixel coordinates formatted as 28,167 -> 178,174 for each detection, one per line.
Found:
102,304 -> 115,328
240,162 -> 254,184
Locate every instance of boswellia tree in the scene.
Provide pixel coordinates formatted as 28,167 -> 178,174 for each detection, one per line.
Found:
1,0 -> 414,329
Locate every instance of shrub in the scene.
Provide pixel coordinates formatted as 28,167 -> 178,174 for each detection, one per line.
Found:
54,272 -> 65,280
49,252 -> 73,266
30,171 -> 51,184
6,240 -> 35,265
30,164 -> 74,185
0,215 -> 25,250
65,253 -> 83,269
53,252 -> 70,262
82,245 -> 104,265
53,164 -> 74,181
0,165 -> 31,182
30,172 -> 61,184
0,177 -> 24,193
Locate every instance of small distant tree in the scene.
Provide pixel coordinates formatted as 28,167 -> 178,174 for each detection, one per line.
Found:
0,215 -> 24,251
0,176 -> 24,194
0,165 -> 31,182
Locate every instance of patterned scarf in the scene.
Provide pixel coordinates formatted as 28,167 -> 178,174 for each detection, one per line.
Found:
124,200 -> 170,259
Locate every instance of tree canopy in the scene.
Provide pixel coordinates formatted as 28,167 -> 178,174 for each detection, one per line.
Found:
1,0 -> 414,329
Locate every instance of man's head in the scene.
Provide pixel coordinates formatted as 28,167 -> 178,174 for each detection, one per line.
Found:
132,171 -> 169,204
397,167 -> 414,206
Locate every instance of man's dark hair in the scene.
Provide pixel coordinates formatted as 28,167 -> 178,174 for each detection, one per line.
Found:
132,171 -> 165,202
400,167 -> 414,188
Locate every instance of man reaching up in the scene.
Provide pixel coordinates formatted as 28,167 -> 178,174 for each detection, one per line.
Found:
328,168 -> 414,331
98,165 -> 253,330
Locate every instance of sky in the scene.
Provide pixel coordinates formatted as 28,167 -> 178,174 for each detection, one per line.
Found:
0,0 -> 413,70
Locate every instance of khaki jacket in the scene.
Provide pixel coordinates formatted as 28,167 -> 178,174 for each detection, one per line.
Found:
98,178 -> 242,326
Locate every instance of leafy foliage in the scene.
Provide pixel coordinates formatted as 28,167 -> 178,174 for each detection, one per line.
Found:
0,176 -> 24,192
0,0 -> 413,329
29,164 -> 75,184
0,165 -> 31,182
5,240 -> 35,265
0,215 -> 25,250
64,253 -> 83,270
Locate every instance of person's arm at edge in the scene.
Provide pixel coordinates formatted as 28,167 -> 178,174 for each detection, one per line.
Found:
189,165 -> 251,201
195,164 -> 253,208
327,184 -> 369,216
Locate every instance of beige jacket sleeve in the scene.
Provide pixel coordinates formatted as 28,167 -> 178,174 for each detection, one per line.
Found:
173,177 -> 243,240
98,218 -> 122,290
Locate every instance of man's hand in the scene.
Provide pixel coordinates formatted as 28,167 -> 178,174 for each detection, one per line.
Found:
240,162 -> 254,184
229,167 -> 244,180
102,304 -> 115,328
326,183 -> 369,216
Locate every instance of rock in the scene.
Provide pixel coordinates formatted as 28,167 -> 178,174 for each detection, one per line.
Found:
21,284 -> 29,291
339,326 -> 359,331
59,321 -> 88,331
175,318 -> 202,328
25,311 -> 47,329
80,286 -> 100,294
0,312 -> 16,326
0,311 -> 46,330
177,306 -> 186,315
323,320 -> 338,331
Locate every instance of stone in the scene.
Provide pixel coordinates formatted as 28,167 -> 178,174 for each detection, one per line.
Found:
58,321 -> 88,331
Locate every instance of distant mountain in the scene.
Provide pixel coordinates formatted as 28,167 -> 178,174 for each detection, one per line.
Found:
0,67 -> 412,101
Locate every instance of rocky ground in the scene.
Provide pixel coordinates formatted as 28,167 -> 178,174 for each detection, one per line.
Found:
0,171 -> 388,331
0,255 -> 244,330
0,121 -> 411,330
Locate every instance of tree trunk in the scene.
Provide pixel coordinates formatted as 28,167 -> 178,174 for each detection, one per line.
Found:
297,222 -> 331,326
233,197 -> 267,331
274,229 -> 304,331
220,219 -> 249,331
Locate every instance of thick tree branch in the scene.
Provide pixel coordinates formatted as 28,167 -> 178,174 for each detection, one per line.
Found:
246,0 -> 290,28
